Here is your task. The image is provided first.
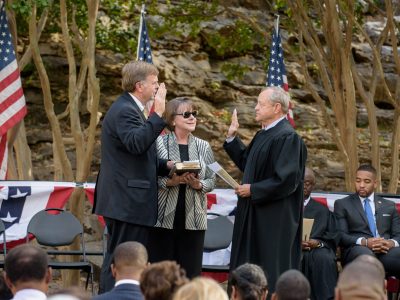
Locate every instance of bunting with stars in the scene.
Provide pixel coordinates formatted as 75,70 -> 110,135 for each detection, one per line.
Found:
0,181 -> 74,248
0,2 -> 28,179
266,17 -> 295,127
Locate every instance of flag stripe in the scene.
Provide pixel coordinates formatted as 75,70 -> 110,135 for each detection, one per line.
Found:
0,136 -> 7,179
0,82 -> 24,112
0,58 -> 18,82
0,98 -> 27,135
0,65 -> 20,93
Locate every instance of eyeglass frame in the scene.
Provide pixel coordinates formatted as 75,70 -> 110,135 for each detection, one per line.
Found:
174,111 -> 198,118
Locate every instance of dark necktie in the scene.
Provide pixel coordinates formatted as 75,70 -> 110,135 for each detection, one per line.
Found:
364,198 -> 376,237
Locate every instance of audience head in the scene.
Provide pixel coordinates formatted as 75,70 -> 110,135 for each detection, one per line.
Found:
335,259 -> 386,300
121,61 -> 159,100
164,98 -> 197,132
303,167 -> 316,199
230,263 -> 268,300
48,286 -> 91,300
355,164 -> 377,198
4,244 -> 51,294
140,260 -> 188,300
111,241 -> 148,281
173,277 -> 228,300
272,270 -> 310,300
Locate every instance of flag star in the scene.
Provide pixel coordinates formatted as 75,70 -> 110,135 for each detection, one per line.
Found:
271,75 -> 275,79
279,53 -> 282,57
271,50 -> 275,55
4,57 -> 8,61
1,212 -> 17,223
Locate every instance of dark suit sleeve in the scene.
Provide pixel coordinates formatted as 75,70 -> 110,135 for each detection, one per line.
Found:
116,106 -> 166,155
157,158 -> 170,177
390,203 -> 400,243
223,136 -> 248,172
334,199 -> 358,247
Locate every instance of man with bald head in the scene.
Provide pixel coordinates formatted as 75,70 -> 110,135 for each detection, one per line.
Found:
302,167 -> 338,300
93,241 -> 148,300
272,270 -> 310,300
224,86 -> 307,293
335,258 -> 386,300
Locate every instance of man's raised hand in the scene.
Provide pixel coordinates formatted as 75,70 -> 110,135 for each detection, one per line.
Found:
227,108 -> 239,138
154,83 -> 167,117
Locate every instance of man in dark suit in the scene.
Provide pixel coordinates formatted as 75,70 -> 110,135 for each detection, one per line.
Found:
93,61 -> 173,292
93,242 -> 148,300
334,164 -> 400,277
302,167 -> 338,300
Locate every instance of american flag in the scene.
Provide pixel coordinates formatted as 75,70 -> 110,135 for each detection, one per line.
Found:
0,2 -> 27,179
136,6 -> 153,63
266,18 -> 295,127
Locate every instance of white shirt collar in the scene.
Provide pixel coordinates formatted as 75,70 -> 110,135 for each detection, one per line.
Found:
264,116 -> 285,131
304,196 -> 311,207
359,193 -> 375,203
12,289 -> 47,300
128,93 -> 145,112
115,279 -> 140,286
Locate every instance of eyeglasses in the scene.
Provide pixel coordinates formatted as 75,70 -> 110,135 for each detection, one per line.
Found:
175,111 -> 198,118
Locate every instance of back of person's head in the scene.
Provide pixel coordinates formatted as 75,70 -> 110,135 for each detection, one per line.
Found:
173,277 -> 228,300
230,263 -> 268,300
273,270 -> 310,300
335,260 -> 385,300
4,244 -> 49,285
112,241 -> 148,278
140,260 -> 188,300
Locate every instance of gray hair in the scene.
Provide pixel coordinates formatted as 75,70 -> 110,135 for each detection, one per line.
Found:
262,86 -> 290,114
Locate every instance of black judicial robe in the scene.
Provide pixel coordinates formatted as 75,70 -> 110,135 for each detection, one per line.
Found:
302,198 -> 338,300
224,119 -> 307,293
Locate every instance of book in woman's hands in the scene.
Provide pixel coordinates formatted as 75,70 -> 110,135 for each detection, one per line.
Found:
169,160 -> 201,177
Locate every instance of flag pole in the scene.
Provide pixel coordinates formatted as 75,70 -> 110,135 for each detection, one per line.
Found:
275,14 -> 280,34
136,4 -> 145,60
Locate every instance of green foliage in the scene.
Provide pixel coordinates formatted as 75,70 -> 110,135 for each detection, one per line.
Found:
206,20 -> 257,57
221,63 -> 250,81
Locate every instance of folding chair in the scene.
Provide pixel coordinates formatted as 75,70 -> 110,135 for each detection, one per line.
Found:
202,213 -> 234,273
0,219 -> 6,269
26,208 -> 93,292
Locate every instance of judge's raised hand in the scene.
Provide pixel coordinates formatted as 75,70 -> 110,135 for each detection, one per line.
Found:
235,184 -> 251,198
227,108 -> 239,138
154,83 -> 167,117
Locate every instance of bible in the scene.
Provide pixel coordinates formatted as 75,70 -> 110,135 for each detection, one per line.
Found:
169,160 -> 201,176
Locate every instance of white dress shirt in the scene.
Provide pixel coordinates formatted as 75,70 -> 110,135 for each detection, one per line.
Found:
12,289 -> 47,300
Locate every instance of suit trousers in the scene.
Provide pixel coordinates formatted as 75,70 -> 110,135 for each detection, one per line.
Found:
343,245 -> 400,277
99,217 -> 150,294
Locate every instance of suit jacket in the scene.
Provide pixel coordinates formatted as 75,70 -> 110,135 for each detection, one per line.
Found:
304,198 -> 338,250
93,92 -> 169,226
93,283 -> 143,300
334,193 -> 400,248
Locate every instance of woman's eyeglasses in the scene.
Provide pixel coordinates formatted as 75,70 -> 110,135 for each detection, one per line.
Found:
175,111 -> 198,118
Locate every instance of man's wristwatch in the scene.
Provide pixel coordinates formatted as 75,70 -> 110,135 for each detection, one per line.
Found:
317,242 -> 323,248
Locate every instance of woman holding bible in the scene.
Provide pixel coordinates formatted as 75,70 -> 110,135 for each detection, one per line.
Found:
148,98 -> 216,278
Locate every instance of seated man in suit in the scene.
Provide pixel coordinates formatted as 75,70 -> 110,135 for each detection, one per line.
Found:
302,167 -> 338,300
334,164 -> 400,277
93,241 -> 148,300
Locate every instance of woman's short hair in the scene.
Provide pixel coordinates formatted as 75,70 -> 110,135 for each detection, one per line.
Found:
230,263 -> 268,300
140,261 -> 188,300
173,277 -> 228,300
164,98 -> 195,130
121,61 -> 159,92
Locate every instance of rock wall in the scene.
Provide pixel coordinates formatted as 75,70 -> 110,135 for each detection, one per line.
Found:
21,5 -> 399,193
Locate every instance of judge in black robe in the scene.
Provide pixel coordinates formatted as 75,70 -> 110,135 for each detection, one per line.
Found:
302,168 -> 338,300
224,87 -> 307,294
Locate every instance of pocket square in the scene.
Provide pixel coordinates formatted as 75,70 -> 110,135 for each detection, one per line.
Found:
382,214 -> 391,217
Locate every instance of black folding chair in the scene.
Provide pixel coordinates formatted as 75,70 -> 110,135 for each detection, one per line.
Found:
26,208 -> 93,292
202,213 -> 234,273
0,219 -> 6,269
